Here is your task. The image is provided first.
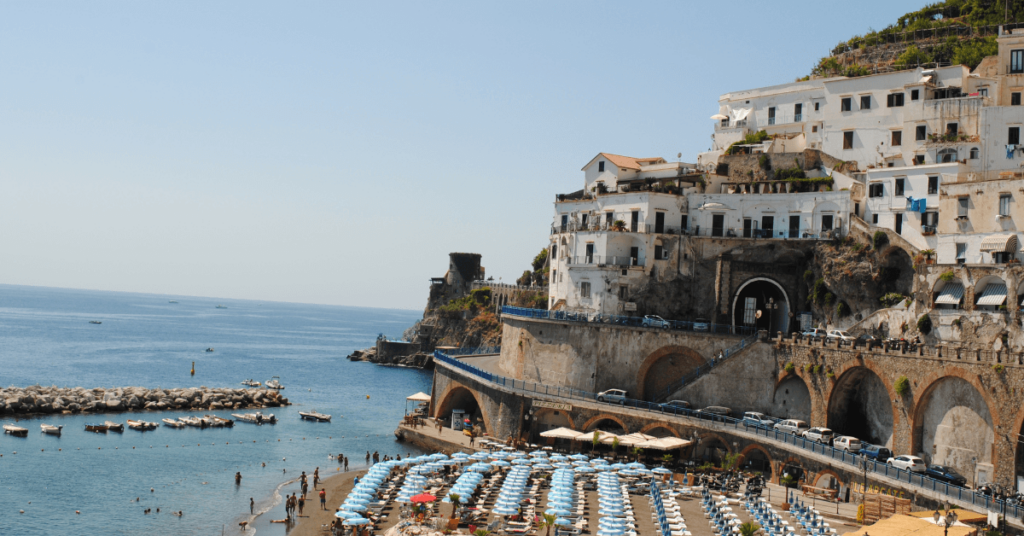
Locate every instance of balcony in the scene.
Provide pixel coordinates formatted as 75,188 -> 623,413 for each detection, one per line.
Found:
551,221 -> 693,236
568,255 -> 644,267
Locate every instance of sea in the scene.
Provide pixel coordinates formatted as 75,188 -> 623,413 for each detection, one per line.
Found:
0,284 -> 433,535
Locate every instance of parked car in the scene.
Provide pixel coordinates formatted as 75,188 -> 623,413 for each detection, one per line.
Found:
660,400 -> 690,412
693,318 -> 710,332
694,406 -> 731,421
802,328 -> 827,339
802,427 -> 834,444
741,412 -> 775,428
925,465 -> 967,487
860,443 -> 893,462
596,389 -> 628,405
855,334 -> 878,346
833,436 -> 862,453
887,455 -> 927,473
774,419 -> 809,435
642,315 -> 670,329
827,330 -> 855,343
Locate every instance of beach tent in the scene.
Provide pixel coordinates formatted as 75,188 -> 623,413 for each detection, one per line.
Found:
637,437 -> 692,450
540,427 -> 580,440
603,432 -> 655,447
406,392 -> 431,415
575,430 -> 618,443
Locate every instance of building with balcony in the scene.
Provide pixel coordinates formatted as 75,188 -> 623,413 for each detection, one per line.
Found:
936,177 -> 1023,265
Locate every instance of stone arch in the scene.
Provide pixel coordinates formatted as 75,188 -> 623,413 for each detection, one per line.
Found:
636,345 -> 708,401
813,469 -> 844,491
581,414 -> 628,434
639,422 -> 680,438
911,370 -> 999,486
772,373 -> 813,423
826,361 -> 897,448
694,432 -> 733,464
731,276 -> 791,334
434,384 -> 492,437
533,408 -> 573,431
778,457 -> 807,483
738,443 -> 774,479
932,276 -> 966,309
878,246 -> 914,297
973,274 -> 1008,310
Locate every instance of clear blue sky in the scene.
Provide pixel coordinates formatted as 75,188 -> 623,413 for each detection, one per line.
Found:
0,1 -> 925,310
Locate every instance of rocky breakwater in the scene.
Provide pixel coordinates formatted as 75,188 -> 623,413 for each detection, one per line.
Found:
346,347 -> 434,368
0,385 -> 290,416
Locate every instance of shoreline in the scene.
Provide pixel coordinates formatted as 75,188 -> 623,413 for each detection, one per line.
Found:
242,468 -> 368,535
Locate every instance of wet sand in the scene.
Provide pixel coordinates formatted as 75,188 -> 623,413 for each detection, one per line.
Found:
288,469 -> 368,536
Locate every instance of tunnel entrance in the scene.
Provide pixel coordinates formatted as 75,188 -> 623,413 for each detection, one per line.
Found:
913,377 -> 994,487
732,278 -> 789,334
772,376 -> 811,422
435,386 -> 486,435
827,367 -> 893,447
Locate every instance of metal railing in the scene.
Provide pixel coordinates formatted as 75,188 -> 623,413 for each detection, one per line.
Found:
433,348 -> 1024,522
568,255 -> 644,267
656,333 -> 758,401
501,306 -> 754,337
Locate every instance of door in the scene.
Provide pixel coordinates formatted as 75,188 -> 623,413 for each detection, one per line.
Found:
789,216 -> 800,238
821,215 -> 834,233
629,246 -> 639,266
585,244 -> 594,264
560,215 -> 568,232
895,213 -> 903,235
712,215 -> 725,237
630,211 -> 639,232
743,218 -> 753,238
655,212 -> 665,234
761,216 -> 774,238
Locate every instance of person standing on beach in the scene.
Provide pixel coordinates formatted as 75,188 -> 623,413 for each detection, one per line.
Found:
319,488 -> 327,510
365,451 -> 370,464
250,498 -> 254,514
313,467 -> 320,489
372,451 -> 379,464
298,494 -> 305,516
344,456 -> 349,471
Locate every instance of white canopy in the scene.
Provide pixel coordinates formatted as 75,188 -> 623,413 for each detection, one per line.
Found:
540,427 -> 581,440
710,113 -> 728,120
576,430 -> 618,443
729,108 -> 752,123
976,283 -> 1008,306
637,437 -> 693,450
935,283 -> 965,305
605,432 -> 657,447
406,392 -> 431,402
980,234 -> 1017,252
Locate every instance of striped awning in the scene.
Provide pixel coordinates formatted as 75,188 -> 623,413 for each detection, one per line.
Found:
935,283 -> 965,305
979,234 -> 1018,252
976,283 -> 1008,306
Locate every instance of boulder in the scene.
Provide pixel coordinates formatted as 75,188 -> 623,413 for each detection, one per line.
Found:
67,403 -> 81,412
128,396 -> 141,409
106,398 -> 123,411
174,398 -> 188,407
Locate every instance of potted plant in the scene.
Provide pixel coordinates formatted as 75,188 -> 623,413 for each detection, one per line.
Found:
611,220 -> 626,232
921,249 -> 935,262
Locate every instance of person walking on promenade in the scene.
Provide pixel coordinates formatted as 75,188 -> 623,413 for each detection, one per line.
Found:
320,488 -> 327,510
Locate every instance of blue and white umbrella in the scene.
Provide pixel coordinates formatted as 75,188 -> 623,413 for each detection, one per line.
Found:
493,507 -> 518,516
335,510 -> 363,519
555,518 -> 571,526
344,517 -> 371,526
545,508 -> 572,516
652,467 -> 671,474
491,460 -> 511,467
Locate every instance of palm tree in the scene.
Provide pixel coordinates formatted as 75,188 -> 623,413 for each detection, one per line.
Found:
611,437 -> 620,459
592,430 -> 600,452
738,522 -> 760,536
448,493 -> 461,520
538,513 -> 558,536
631,446 -> 643,462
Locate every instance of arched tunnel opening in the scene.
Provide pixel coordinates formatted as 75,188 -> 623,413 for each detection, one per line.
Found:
436,387 -> 485,435
828,367 -> 893,447
734,279 -> 789,334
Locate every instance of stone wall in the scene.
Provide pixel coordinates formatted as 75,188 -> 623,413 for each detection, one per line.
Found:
430,364 -> 524,441
718,150 -> 825,182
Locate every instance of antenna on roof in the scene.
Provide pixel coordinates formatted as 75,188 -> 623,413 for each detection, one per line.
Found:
677,152 -> 682,163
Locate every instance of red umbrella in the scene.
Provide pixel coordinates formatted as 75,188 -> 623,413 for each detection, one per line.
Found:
410,493 -> 436,503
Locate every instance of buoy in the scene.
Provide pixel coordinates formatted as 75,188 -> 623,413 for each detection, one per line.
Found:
76,510 -> 80,514
191,361 -> 195,376
366,395 -> 370,399
19,510 -> 24,514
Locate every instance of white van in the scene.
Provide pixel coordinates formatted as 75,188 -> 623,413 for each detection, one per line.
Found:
774,419 -> 809,435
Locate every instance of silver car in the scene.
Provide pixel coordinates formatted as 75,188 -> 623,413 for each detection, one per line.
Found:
642,315 -> 670,329
596,389 -> 628,405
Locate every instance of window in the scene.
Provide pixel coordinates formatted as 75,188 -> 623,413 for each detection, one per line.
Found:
680,215 -> 688,232
654,244 -> 663,259
1013,50 -> 1024,74
915,155 -> 925,165
768,107 -> 776,125
958,197 -> 969,218
821,214 -> 834,232
892,130 -> 902,146
551,245 -> 557,258
814,102 -> 820,111
742,297 -> 757,325
605,212 -> 613,226
970,147 -> 979,159
1000,194 -> 1011,216
869,183 -> 884,197
860,95 -> 871,110
812,125 -> 818,133
841,97 -> 852,112
551,270 -> 557,283
794,103 -> 802,121
618,286 -> 628,300
720,118 -> 729,127
928,175 -> 938,194
843,131 -> 854,149
946,123 -> 958,136
894,178 -> 905,196
598,161 -> 605,172
922,212 -> 938,230
580,282 -> 591,298
886,93 -> 905,107
956,243 -> 967,264
559,271 -> 563,282
1013,92 -> 1022,106
581,213 -> 588,228
911,89 -> 920,101
937,148 -> 958,163
1010,127 -> 1021,146
980,88 -> 989,97
872,214 -> 879,224
916,125 -> 927,141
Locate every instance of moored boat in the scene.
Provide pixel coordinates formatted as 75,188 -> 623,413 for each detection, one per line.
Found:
265,376 -> 285,390
240,379 -> 261,387
232,412 -> 277,424
4,424 -> 29,436
162,418 -> 185,428
40,424 -> 63,435
180,416 -> 206,428
85,423 -> 110,433
89,320 -> 102,324
126,419 -> 158,431
104,421 -> 124,433
298,410 -> 331,422
203,415 -> 234,427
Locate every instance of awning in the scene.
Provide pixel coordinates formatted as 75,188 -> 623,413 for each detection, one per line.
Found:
976,283 -> 1008,306
710,113 -> 728,120
979,234 -> 1018,252
575,430 -> 618,443
604,432 -> 656,447
698,202 -> 732,210
637,437 -> 693,451
935,283 -> 965,305
539,427 -> 580,440
406,392 -> 431,402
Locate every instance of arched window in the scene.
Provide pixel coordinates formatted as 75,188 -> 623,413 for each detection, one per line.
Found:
937,148 -> 958,163
970,147 -> 979,159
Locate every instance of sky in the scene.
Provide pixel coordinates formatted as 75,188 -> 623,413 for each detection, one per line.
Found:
0,1 -> 928,310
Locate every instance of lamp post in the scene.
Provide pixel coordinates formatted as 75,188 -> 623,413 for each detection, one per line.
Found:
933,509 -> 957,536
766,297 -> 779,335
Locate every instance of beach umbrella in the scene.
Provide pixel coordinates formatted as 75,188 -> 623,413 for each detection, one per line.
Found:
590,459 -> 609,465
626,462 -> 645,469
511,458 -> 531,465
491,460 -> 511,467
609,463 -> 627,470
410,493 -> 436,503
555,518 -> 571,526
507,452 -> 526,458
494,507 -> 518,516
345,497 -> 370,505
344,517 -> 371,526
550,454 -> 568,461
652,467 -> 671,474
343,503 -> 368,511
468,463 -> 492,472
546,508 -> 572,516
594,465 -> 612,472
534,463 -> 555,471
335,510 -> 363,519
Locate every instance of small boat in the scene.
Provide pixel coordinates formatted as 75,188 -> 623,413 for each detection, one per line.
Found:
169,300 -> 179,303
216,305 -> 227,309
104,421 -> 124,433
127,419 -> 158,431
205,348 -> 215,352
299,410 -> 332,422
232,412 -> 276,425
162,418 -> 185,428
4,424 -> 29,436
180,416 -> 207,428
265,376 -> 285,390
85,423 -> 109,433
204,415 -> 234,427
89,320 -> 102,325
40,424 -> 63,435
241,379 -> 261,387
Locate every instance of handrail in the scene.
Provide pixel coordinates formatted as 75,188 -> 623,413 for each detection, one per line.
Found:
656,333 -> 758,401
500,306 -> 754,337
434,347 -> 1023,522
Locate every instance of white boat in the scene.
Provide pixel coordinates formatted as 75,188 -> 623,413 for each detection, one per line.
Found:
126,419 -> 158,431
3,424 -> 28,436
241,379 -> 261,387
265,376 -> 285,390
203,415 -> 234,427
104,421 -> 124,433
162,418 -> 185,428
298,410 -> 332,422
180,416 -> 206,428
232,412 -> 276,424
40,424 -> 63,435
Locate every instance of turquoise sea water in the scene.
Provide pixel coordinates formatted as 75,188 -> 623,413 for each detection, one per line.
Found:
0,284 -> 432,535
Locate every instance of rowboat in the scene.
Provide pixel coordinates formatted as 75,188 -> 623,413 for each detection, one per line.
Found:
104,421 -> 124,433
162,418 -> 185,428
298,410 -> 331,422
126,419 -> 158,431
204,415 -> 234,427
85,423 -> 110,433
180,416 -> 207,428
3,424 -> 29,436
232,412 -> 277,425
40,424 -> 63,435
265,376 -> 284,390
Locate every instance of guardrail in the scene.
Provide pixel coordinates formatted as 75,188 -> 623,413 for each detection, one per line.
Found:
433,348 -> 1023,521
500,306 -> 753,337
